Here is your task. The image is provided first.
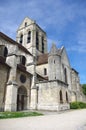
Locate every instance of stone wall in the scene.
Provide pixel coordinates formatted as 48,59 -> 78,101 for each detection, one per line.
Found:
36,64 -> 48,77
36,80 -> 70,111
0,63 -> 10,111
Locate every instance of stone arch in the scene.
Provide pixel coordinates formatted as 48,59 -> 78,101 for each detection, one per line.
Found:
59,90 -> 63,103
17,86 -> 27,111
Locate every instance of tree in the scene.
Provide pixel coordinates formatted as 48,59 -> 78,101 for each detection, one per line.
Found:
82,84 -> 86,95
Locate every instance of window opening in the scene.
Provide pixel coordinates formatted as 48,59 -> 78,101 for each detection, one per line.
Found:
25,22 -> 27,27
20,56 -> 26,66
42,36 -> 44,53
64,68 -> 67,83
66,92 -> 68,103
20,34 -> 23,44
60,90 -> 63,103
36,31 -> 39,50
4,47 -> 8,57
27,31 -> 31,43
44,68 -> 47,75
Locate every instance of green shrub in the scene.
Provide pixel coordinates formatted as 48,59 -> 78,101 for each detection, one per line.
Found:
70,102 -> 86,109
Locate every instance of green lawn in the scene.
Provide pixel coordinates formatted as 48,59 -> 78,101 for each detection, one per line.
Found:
0,111 -> 43,119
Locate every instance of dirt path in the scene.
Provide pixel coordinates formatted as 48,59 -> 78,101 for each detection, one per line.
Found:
0,109 -> 86,130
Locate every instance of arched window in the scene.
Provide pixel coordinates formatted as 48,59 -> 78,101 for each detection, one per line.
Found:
27,31 -> 31,43
44,68 -> 47,75
66,92 -> 68,103
64,68 -> 67,83
36,31 -> 39,50
20,34 -> 23,44
4,47 -> 8,57
42,36 -> 44,53
0,46 -> 8,58
20,56 -> 26,66
59,90 -> 63,103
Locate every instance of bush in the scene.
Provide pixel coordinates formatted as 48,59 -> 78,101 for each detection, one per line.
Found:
70,102 -> 86,109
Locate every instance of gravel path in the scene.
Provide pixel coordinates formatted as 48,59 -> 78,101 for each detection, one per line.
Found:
0,109 -> 86,130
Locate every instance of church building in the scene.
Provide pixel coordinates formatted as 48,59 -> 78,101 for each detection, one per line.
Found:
0,17 -> 85,112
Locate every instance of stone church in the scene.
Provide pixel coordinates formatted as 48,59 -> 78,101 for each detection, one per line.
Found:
0,17 -> 85,112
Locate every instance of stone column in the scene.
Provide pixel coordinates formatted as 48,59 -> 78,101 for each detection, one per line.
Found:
4,82 -> 18,111
5,54 -> 18,111
30,56 -> 38,110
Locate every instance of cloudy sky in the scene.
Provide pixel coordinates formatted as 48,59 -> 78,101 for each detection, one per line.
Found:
0,0 -> 86,84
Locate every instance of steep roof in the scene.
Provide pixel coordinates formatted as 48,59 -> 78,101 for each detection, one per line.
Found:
37,53 -> 48,65
0,32 -> 32,55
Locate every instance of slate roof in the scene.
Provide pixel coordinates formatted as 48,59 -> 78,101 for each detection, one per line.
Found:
37,53 -> 48,65
0,32 -> 32,55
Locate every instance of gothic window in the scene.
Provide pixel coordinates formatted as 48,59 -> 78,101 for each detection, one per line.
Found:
66,92 -> 68,103
20,56 -> 26,66
59,90 -> 63,103
27,31 -> 31,43
36,31 -> 39,50
64,68 -> 67,83
20,34 -> 23,44
42,36 -> 44,53
4,47 -> 8,57
44,68 -> 47,75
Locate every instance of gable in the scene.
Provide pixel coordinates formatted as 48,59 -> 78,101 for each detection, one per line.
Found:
17,17 -> 34,31
61,47 -> 71,67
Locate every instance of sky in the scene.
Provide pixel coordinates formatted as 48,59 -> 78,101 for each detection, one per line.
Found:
0,0 -> 86,84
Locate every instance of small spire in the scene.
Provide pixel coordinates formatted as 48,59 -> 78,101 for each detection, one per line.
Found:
49,43 -> 57,55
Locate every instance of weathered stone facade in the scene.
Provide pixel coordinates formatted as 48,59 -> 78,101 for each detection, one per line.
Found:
0,17 -> 85,112
0,60 -> 10,111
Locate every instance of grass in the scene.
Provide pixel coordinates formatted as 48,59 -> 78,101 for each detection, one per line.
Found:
70,102 -> 86,109
0,111 -> 43,119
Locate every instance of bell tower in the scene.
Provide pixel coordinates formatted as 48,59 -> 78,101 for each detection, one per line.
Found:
16,17 -> 47,56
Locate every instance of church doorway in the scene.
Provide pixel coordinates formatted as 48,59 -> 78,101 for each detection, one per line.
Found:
17,86 -> 27,111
